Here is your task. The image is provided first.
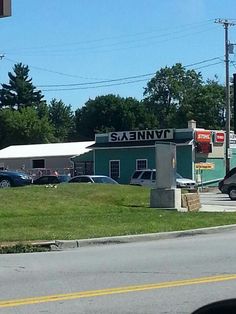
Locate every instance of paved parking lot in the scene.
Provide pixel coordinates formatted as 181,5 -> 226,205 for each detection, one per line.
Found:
200,191 -> 236,212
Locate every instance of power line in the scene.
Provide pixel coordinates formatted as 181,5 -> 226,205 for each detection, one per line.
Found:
38,57 -> 222,88
42,78 -> 150,92
230,60 -> 236,70
41,59 -> 224,92
3,57 -> 108,80
3,20 -> 214,55
4,56 -> 221,84
193,61 -> 223,70
4,27 -> 215,58
2,55 -> 224,91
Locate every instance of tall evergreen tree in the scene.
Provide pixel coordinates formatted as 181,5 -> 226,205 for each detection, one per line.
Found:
0,63 -> 44,110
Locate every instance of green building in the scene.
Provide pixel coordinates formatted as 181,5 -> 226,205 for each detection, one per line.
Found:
72,122 -> 236,186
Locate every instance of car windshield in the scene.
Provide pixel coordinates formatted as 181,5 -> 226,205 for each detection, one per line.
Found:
92,176 -> 117,184
225,167 -> 236,179
176,173 -> 183,179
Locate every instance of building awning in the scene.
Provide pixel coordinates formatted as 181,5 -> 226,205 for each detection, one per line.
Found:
88,139 -> 193,149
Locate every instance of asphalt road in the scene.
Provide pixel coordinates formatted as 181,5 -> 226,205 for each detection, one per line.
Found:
200,191 -> 236,211
1,230 -> 236,314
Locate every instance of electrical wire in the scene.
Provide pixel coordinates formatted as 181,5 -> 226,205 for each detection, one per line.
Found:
4,27 -> 215,58
37,57 -> 222,88
4,56 -> 222,87
3,57 -> 108,81
230,61 -> 236,70
3,19 -> 214,55
41,59 -> 224,92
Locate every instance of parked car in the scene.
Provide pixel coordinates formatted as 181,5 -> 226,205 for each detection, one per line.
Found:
218,167 -> 236,200
68,175 -> 118,184
0,170 -> 32,188
33,175 -> 70,185
130,169 -> 196,189
176,173 -> 196,189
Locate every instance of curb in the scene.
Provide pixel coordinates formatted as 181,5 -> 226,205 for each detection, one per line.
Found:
49,224 -> 236,250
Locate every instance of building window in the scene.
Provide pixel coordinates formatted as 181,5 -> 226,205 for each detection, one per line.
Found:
32,159 -> 45,168
109,160 -> 120,179
136,159 -> 147,170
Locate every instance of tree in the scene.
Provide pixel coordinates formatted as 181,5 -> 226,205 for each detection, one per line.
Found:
75,94 -> 157,140
48,98 -> 75,142
0,107 -> 55,148
0,63 -> 45,110
143,63 -> 203,128
176,78 -> 226,129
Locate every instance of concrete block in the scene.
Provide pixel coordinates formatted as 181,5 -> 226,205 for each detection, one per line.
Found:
150,188 -> 181,210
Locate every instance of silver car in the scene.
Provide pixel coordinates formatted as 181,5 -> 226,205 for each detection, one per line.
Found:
69,175 -> 118,184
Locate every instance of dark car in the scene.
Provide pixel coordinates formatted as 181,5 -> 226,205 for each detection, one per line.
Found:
33,175 -> 69,185
0,170 -> 32,188
218,167 -> 236,200
68,175 -> 118,184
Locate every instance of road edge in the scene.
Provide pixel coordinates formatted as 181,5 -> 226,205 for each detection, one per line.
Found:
49,224 -> 236,250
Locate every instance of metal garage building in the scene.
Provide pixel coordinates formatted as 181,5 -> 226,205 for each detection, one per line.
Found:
0,141 -> 94,177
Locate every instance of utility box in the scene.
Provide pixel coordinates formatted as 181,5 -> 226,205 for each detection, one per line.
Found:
150,142 -> 181,210
0,0 -> 11,18
155,142 -> 176,189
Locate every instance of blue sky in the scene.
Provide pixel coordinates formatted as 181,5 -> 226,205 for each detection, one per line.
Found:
0,0 -> 235,111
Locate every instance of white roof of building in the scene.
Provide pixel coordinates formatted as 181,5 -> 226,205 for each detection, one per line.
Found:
0,142 -> 95,159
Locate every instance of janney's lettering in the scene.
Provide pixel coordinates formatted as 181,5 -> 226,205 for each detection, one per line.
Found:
137,131 -> 146,140
120,133 -> 129,141
155,130 -> 163,138
108,129 -> 174,142
110,132 -> 118,142
146,130 -> 155,140
129,131 -> 136,141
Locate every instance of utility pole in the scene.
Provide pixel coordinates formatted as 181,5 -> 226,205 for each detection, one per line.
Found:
215,19 -> 235,174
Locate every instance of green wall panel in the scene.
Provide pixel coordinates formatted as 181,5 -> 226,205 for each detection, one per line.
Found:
95,147 -> 156,184
176,146 -> 193,179
231,148 -> 236,168
195,157 -> 225,186
72,151 -> 93,162
94,145 -> 194,184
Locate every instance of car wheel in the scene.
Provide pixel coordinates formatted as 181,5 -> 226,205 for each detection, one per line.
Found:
228,187 -> 236,200
0,178 -> 11,188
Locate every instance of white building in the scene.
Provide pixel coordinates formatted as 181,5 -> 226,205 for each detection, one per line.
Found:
0,141 -> 94,176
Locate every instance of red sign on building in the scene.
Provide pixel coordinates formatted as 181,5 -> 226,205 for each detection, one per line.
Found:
195,130 -> 211,143
214,131 -> 225,143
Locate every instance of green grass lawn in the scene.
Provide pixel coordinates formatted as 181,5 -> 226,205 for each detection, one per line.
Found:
0,184 -> 235,243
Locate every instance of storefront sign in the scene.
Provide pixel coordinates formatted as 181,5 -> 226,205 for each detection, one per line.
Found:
195,162 -> 215,170
108,129 -> 174,142
213,131 -> 225,143
195,130 -> 211,143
